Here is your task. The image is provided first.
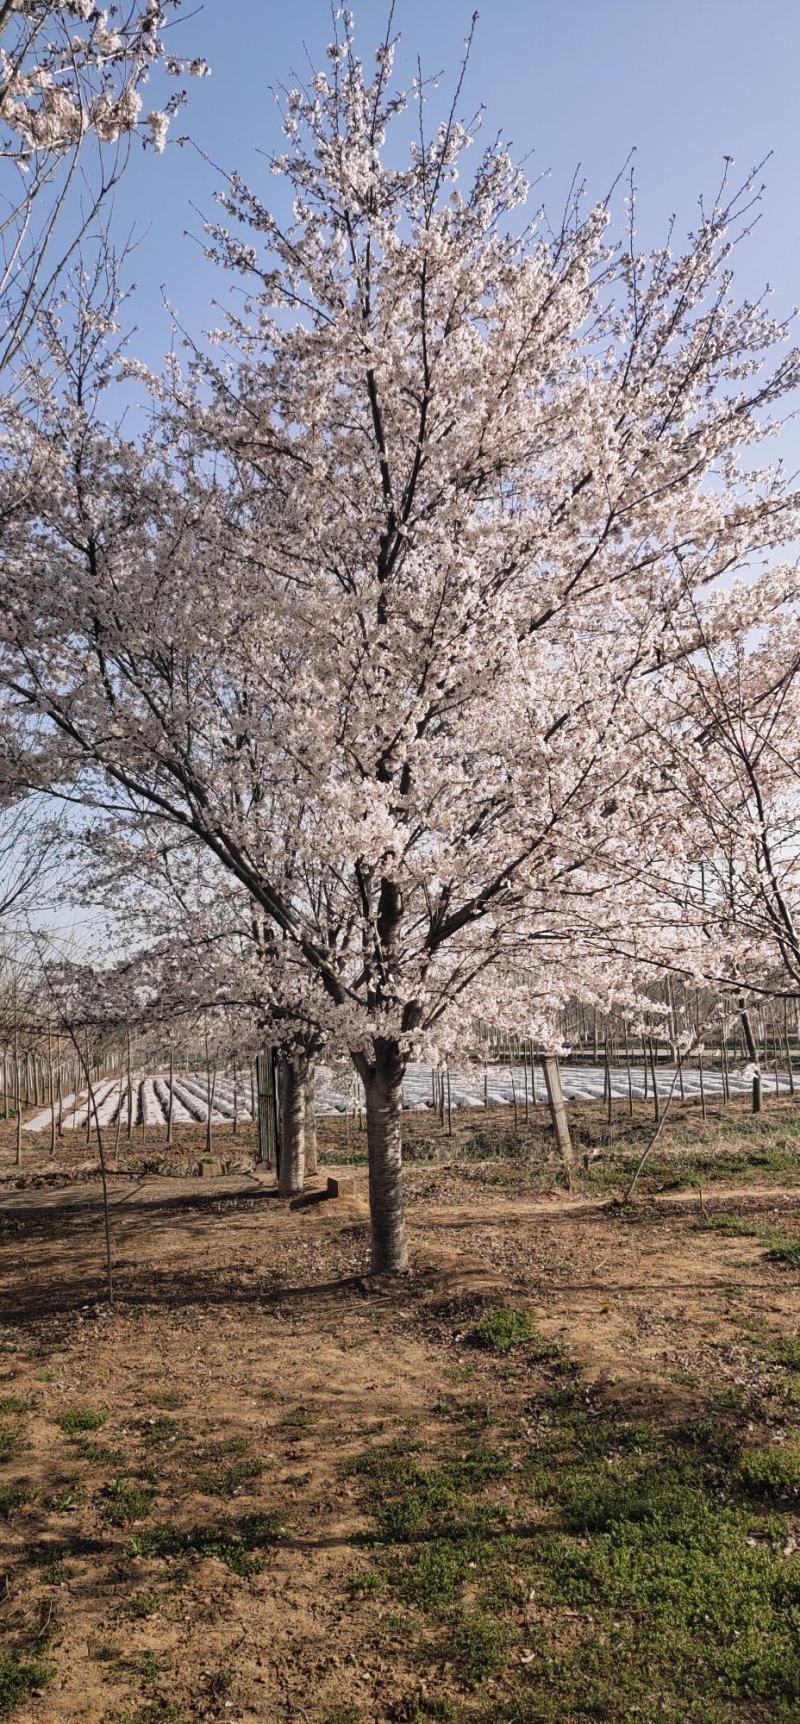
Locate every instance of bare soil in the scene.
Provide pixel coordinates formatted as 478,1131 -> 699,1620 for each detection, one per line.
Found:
1,1098 -> 800,1722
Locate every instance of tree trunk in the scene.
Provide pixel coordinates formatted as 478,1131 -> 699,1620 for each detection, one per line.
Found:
304,1063 -> 318,1176
278,1053 -> 306,1197
167,1049 -> 174,1145
13,1030 -> 21,1167
359,1039 -> 408,1274
739,1001 -> 762,1114
255,1049 -> 276,1167
541,1054 -> 574,1192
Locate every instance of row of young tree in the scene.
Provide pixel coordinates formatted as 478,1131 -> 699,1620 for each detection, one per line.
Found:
0,9 -> 798,1269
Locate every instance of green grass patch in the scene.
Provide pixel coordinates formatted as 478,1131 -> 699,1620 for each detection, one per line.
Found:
0,1395 -> 33,1415
446,1609 -> 508,1686
127,1510 -> 284,1575
469,1310 -> 535,1353
103,1477 -> 157,1526
0,1429 -> 22,1463
694,1212 -> 761,1237
347,1567 -> 386,1598
766,1335 -> 800,1370
194,1457 -> 264,1497
0,1484 -> 29,1518
277,1406 -> 315,1431
737,1443 -> 800,1500
350,1333 -> 800,1723
765,1236 -> 800,1268
48,1481 -> 84,1512
352,1444 -> 503,1546
56,1406 -> 106,1435
138,1415 -> 181,1446
0,1651 -> 54,1717
124,1592 -> 160,1620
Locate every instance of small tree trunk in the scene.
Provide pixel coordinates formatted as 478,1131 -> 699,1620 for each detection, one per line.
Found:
720,1027 -> 731,1105
256,1049 -> 276,1167
648,1037 -> 660,1122
784,999 -> 795,1097
48,1030 -> 55,1160
85,1036 -> 92,1146
541,1055 -> 574,1192
304,1063 -> 318,1176
14,1030 -> 21,1167
359,1038 -> 408,1274
734,999 -> 758,1117
205,1059 -> 216,1158
114,1075 -> 123,1160
278,1053 -> 306,1197
167,1049 -> 174,1145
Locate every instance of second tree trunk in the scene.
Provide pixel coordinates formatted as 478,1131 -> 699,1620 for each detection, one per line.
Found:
278,1053 -> 306,1196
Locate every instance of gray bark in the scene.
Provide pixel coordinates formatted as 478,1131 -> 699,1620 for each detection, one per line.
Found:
278,1053 -> 306,1197
541,1054 -> 574,1192
359,1038 -> 408,1274
739,1001 -> 762,1114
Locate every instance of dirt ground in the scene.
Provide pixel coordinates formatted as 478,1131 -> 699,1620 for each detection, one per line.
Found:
3,1099 -> 800,1723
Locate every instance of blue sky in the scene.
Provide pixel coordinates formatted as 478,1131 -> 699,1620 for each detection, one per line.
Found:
117,0 -> 800,367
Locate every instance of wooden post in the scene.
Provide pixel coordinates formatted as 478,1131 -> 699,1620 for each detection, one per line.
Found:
205,1057 -> 216,1159
305,1063 -> 318,1175
784,999 -> 795,1098
721,1027 -> 731,1106
541,1055 -> 574,1193
648,1037 -> 660,1123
